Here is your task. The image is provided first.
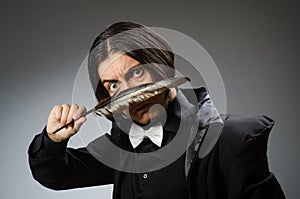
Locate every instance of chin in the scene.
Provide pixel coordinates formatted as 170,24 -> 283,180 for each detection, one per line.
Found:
132,108 -> 163,125
127,93 -> 168,125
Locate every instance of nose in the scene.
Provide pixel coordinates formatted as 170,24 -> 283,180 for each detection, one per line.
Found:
119,81 -> 131,93
119,80 -> 139,93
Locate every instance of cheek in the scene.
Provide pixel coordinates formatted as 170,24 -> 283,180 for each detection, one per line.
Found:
149,104 -> 165,118
139,69 -> 155,83
146,74 -> 154,83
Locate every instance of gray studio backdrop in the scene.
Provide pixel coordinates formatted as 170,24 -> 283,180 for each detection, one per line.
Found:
0,0 -> 299,199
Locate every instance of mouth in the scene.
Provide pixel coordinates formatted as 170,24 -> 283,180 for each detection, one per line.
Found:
130,101 -> 152,116
106,87 -> 168,116
129,88 -> 167,115
128,87 -> 168,107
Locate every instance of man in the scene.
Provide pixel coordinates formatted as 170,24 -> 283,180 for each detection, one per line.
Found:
28,22 -> 285,199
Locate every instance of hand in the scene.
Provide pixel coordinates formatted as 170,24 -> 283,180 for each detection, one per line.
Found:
46,104 -> 87,142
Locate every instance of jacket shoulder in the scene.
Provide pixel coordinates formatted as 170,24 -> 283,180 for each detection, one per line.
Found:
220,114 -> 274,142
218,114 -> 275,170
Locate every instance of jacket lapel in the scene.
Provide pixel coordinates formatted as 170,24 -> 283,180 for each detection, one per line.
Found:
184,88 -> 224,178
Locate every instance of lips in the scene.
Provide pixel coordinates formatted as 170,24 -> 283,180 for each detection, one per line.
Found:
130,101 -> 151,115
129,91 -> 167,117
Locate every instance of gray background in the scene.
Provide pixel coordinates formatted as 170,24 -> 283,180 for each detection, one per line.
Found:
0,0 -> 299,198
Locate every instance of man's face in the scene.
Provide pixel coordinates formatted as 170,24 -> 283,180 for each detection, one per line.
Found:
99,52 -> 168,124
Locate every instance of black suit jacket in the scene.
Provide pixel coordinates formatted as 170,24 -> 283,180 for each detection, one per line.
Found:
188,114 -> 285,199
28,88 -> 285,199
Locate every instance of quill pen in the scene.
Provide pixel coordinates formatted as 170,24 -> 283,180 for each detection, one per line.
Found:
52,76 -> 190,134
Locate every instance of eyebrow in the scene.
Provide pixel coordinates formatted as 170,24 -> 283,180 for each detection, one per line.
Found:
101,64 -> 143,84
102,79 -> 118,84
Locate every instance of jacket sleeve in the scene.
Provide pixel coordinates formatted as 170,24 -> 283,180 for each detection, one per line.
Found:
219,115 -> 285,199
28,127 -> 114,190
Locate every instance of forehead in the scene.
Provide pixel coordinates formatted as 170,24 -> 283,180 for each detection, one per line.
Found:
99,52 -> 140,80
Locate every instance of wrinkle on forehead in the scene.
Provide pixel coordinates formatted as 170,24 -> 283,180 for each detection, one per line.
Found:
98,51 -> 126,79
99,52 -> 141,81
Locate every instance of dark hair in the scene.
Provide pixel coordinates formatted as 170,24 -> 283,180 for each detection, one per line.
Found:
88,21 -> 175,101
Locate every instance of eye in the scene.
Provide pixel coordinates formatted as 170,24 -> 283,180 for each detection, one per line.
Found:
109,83 -> 119,91
132,68 -> 143,78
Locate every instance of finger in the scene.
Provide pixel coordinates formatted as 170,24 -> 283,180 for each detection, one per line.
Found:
67,104 -> 79,123
54,105 -> 62,120
48,105 -> 62,125
73,117 -> 87,133
73,106 -> 87,120
60,104 -> 70,124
